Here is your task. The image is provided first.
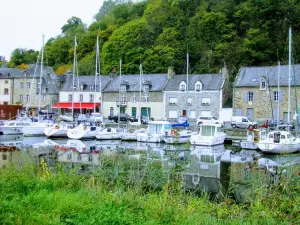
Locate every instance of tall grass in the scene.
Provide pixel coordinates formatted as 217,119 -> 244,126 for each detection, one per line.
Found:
0,153 -> 299,225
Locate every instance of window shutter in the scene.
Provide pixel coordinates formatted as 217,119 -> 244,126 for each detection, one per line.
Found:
270,91 -> 274,101
253,92 -> 257,102
243,92 -> 248,102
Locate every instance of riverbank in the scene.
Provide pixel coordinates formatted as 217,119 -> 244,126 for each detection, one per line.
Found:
0,155 -> 299,225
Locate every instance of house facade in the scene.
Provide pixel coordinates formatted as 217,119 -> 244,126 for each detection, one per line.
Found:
0,68 -> 23,104
164,72 -> 226,121
55,74 -> 111,114
102,74 -> 168,120
233,65 -> 300,122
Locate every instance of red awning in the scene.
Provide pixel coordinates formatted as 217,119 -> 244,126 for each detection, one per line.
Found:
52,102 -> 100,109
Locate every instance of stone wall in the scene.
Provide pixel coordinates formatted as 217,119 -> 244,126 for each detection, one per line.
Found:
164,91 -> 221,121
103,91 -> 163,103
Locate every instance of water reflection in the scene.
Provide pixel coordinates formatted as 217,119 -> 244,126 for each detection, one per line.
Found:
1,135 -> 300,196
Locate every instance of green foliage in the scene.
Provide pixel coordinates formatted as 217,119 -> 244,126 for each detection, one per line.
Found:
8,48 -> 39,68
8,0 -> 300,79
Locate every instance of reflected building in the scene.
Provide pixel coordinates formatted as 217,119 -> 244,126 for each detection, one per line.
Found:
0,148 -> 22,168
57,150 -> 100,166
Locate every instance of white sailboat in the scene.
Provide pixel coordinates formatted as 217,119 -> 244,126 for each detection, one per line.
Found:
190,124 -> 227,146
44,122 -> 74,138
257,28 -> 300,154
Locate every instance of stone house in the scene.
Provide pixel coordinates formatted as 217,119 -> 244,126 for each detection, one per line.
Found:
55,74 -> 111,114
0,64 -> 62,114
233,64 -> 300,122
102,74 -> 168,120
164,71 -> 227,121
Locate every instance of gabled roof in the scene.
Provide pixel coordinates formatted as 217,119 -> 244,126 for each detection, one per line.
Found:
0,64 -> 54,78
235,64 -> 300,87
61,75 -> 111,92
103,74 -> 168,92
164,74 -> 224,91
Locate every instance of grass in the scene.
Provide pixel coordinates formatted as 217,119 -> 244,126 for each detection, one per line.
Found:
0,153 -> 299,225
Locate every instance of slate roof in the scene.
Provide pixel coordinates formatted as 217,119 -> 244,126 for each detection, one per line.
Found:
235,64 -> 300,87
61,75 -> 111,92
164,74 -> 224,91
103,74 -> 168,92
0,64 -> 54,78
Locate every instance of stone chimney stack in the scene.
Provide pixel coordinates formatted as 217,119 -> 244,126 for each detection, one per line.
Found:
168,67 -> 175,79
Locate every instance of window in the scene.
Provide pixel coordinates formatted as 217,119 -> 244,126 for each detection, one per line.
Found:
20,82 -> 24,88
143,95 -> 148,103
169,97 -> 177,104
90,85 -> 95,91
68,94 -> 72,102
5,80 -> 8,84
132,96 -> 136,103
26,95 -> 30,102
120,85 -> 126,92
201,97 -> 211,106
260,77 -> 266,90
248,92 -> 253,102
168,110 -> 178,118
79,94 -> 83,102
190,110 -> 196,119
27,82 -> 30,88
121,96 -> 126,104
273,91 -> 278,101
179,81 -> 186,91
4,88 -> 9,95
188,97 -> 192,105
143,85 -> 149,93
20,95 -> 23,102
89,94 -> 94,102
195,81 -> 202,91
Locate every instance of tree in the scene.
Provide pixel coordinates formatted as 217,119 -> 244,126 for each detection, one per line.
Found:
61,16 -> 85,35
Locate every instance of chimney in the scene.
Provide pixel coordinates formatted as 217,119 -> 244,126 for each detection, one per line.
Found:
168,67 -> 175,79
110,67 -> 117,79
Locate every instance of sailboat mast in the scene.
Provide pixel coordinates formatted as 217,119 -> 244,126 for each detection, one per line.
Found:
277,61 -> 280,131
94,36 -> 98,114
288,27 -> 292,128
38,35 -> 44,122
98,36 -> 102,115
186,53 -> 189,119
139,64 -> 142,123
118,59 -> 122,126
72,36 -> 76,119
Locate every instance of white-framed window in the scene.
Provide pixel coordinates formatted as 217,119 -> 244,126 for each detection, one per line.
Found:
195,81 -> 202,91
143,95 -> 148,103
201,97 -> 211,106
20,82 -> 24,88
121,96 -> 126,104
90,85 -> 95,91
273,91 -> 278,101
260,77 -> 266,90
169,97 -> 177,104
190,110 -> 196,119
26,95 -> 30,102
79,94 -> 83,102
4,88 -> 9,95
89,94 -> 94,102
188,97 -> 192,105
19,94 -> 23,102
132,96 -> 136,103
120,85 -> 126,92
179,81 -> 186,91
68,94 -> 72,102
27,82 -> 30,88
168,110 -> 178,118
248,91 -> 253,102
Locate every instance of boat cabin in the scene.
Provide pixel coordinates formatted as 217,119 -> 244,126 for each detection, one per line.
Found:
147,121 -> 172,134
199,124 -> 222,137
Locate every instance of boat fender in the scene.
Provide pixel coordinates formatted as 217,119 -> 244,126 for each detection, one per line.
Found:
171,129 -> 177,135
55,125 -> 60,129
84,126 -> 87,130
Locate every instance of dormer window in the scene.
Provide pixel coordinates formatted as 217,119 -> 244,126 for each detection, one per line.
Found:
80,84 -> 84,91
195,81 -> 202,92
143,85 -> 149,93
120,85 -> 126,92
179,81 -> 186,91
260,77 -> 266,90
90,85 -> 95,91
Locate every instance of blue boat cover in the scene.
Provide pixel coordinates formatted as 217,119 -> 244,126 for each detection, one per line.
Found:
171,120 -> 189,128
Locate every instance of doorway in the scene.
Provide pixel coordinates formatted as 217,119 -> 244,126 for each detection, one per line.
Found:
246,108 -> 253,120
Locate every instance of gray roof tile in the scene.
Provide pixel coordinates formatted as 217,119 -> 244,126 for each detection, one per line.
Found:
235,65 -> 300,87
103,74 -> 168,92
164,74 -> 224,91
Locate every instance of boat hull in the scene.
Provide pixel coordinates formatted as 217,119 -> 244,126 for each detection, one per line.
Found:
240,141 -> 258,150
137,134 -> 165,143
257,142 -> 300,154
23,125 -> 48,136
0,127 -> 23,135
163,135 -> 191,144
44,127 -> 68,138
190,134 -> 227,146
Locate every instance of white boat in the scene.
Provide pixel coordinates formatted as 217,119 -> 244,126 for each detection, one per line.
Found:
164,129 -> 196,144
137,121 -> 172,143
0,121 -> 33,135
240,129 -> 266,150
67,123 -> 99,139
22,122 -> 54,136
44,123 -> 74,138
95,127 -> 123,140
59,114 -> 74,122
190,124 -> 227,146
120,128 -> 146,141
257,131 -> 300,154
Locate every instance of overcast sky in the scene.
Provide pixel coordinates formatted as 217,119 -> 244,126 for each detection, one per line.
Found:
0,0 -> 103,60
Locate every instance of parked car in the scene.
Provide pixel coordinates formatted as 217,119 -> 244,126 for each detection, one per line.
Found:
197,116 -> 223,126
267,119 -> 294,130
231,116 -> 258,129
108,113 -> 137,123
